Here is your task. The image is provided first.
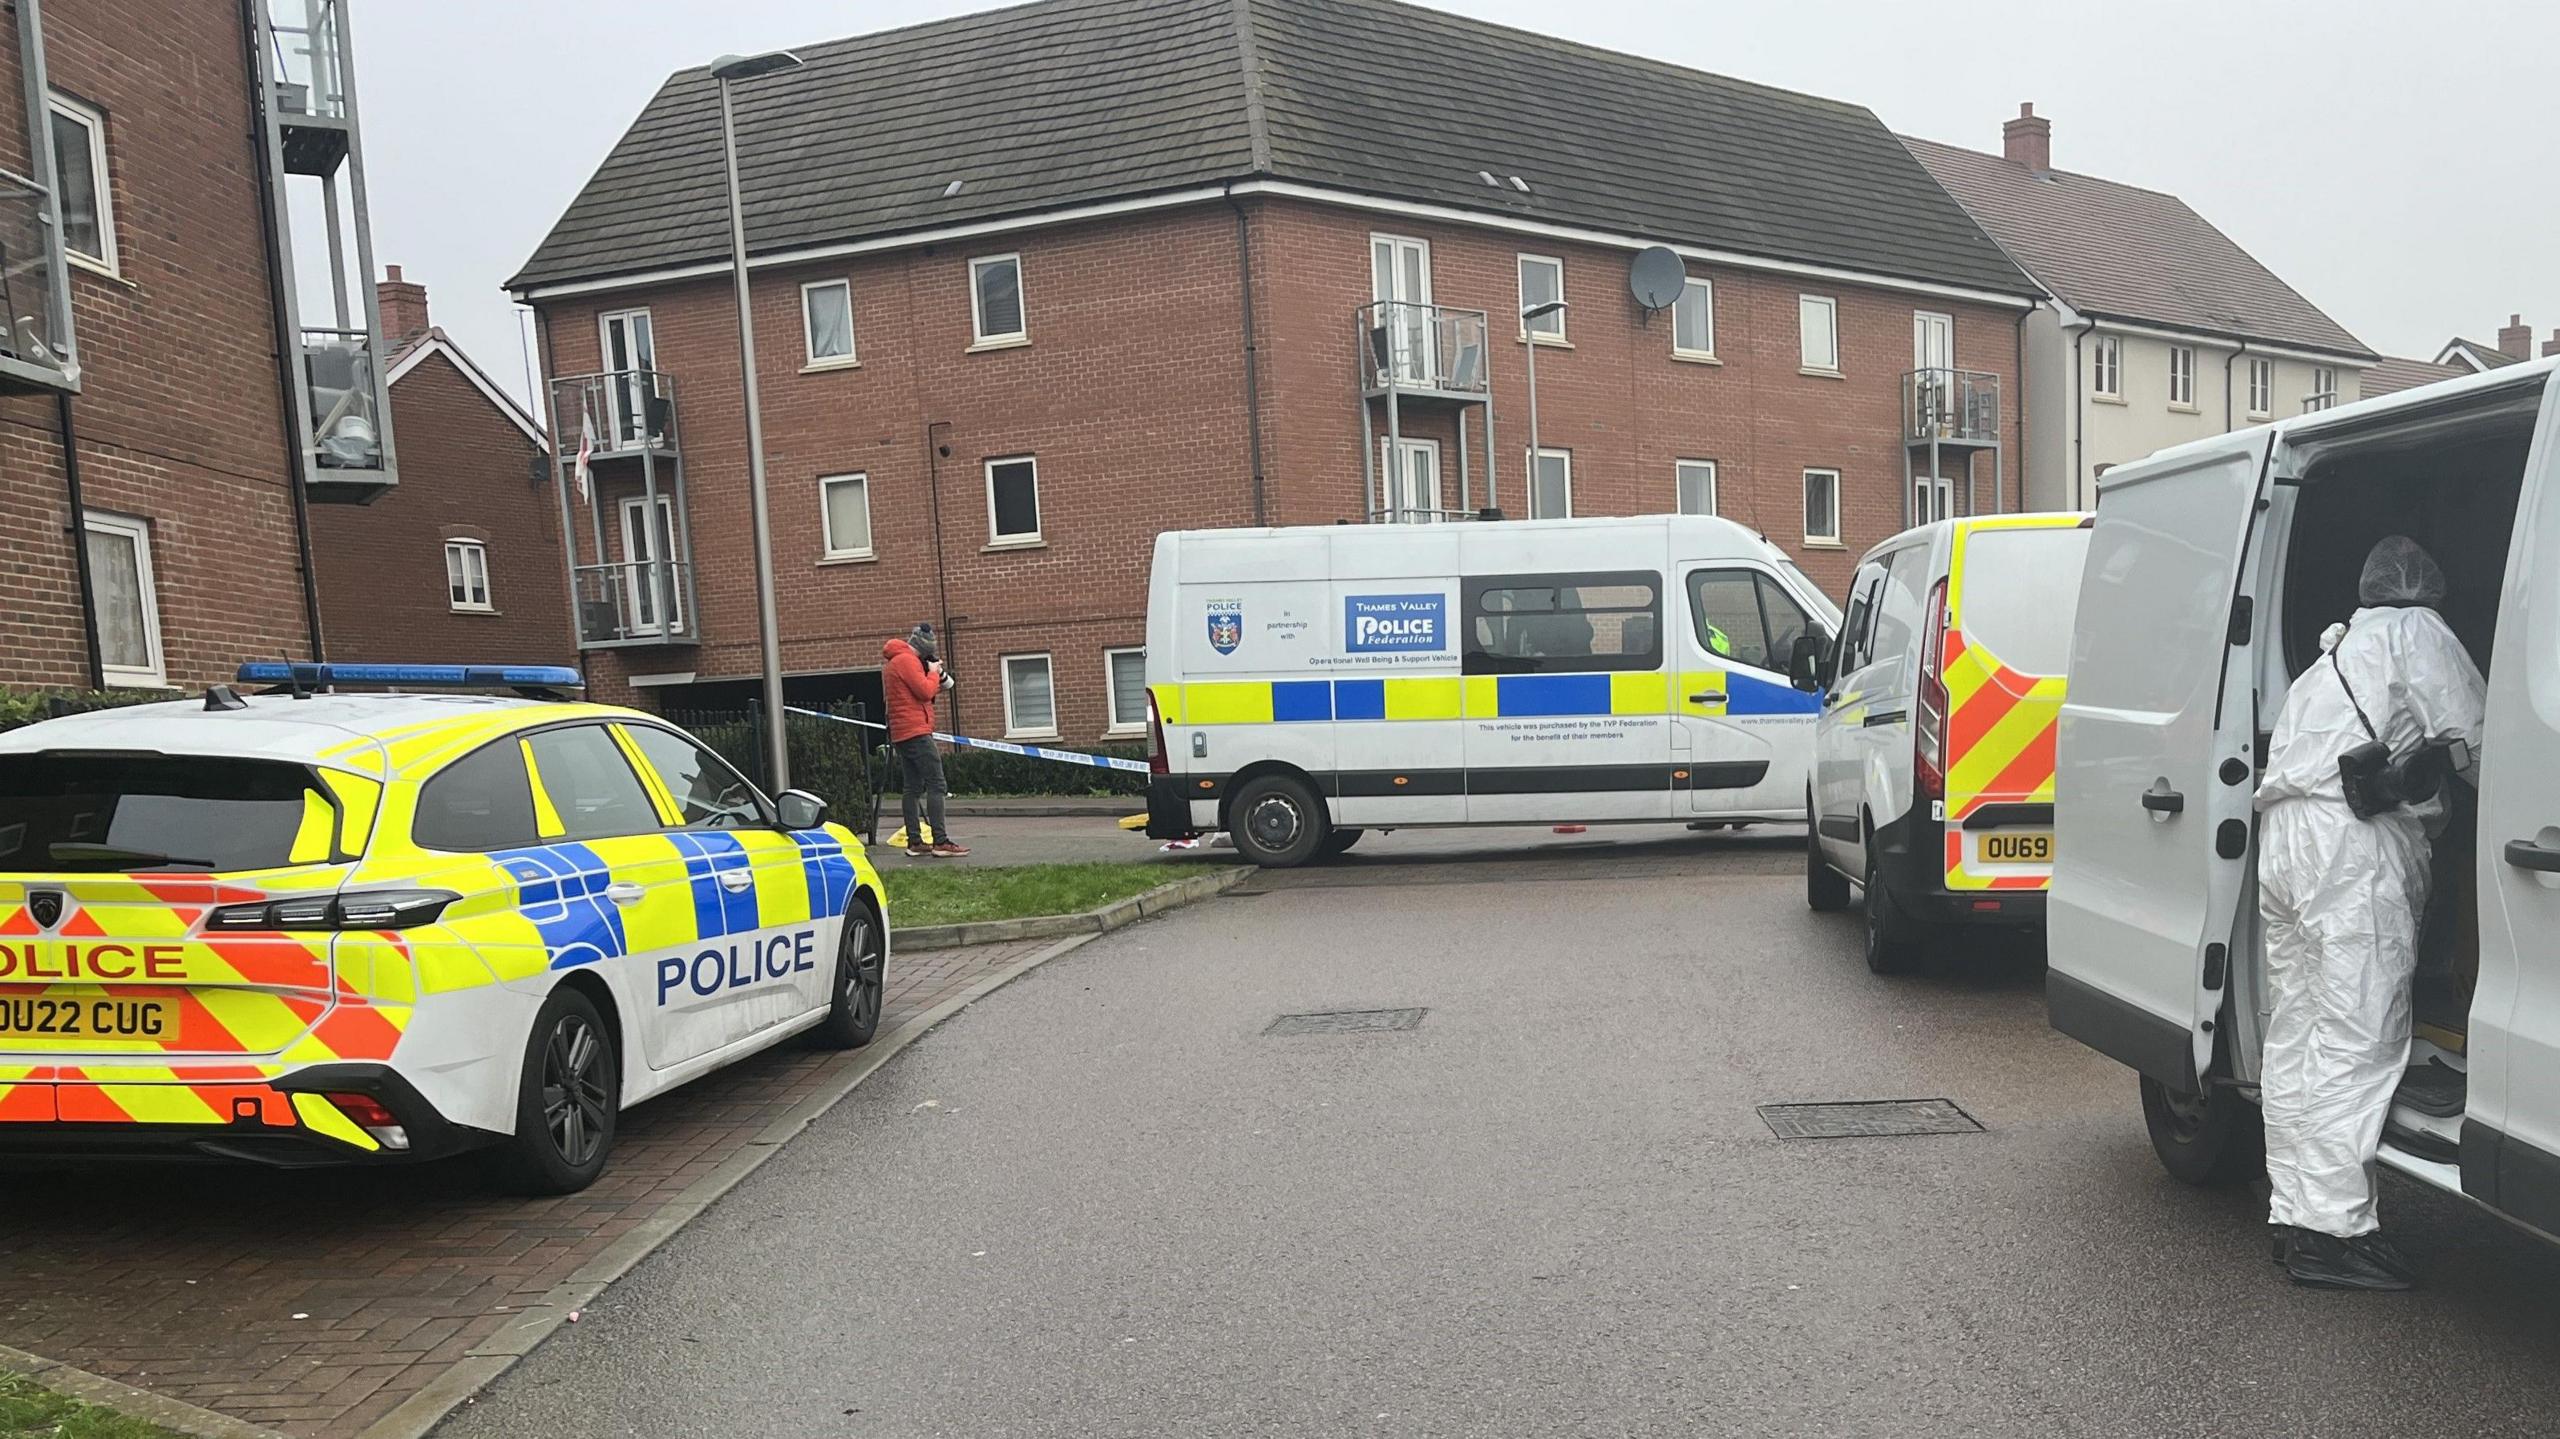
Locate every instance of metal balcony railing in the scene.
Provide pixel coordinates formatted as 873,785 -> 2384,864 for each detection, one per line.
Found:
2302,391 -> 2339,414
1904,367 -> 2002,446
554,368 -> 680,459
266,0 -> 349,122
0,167 -> 76,394
302,327 -> 385,470
1359,302 -> 1492,397
572,561 -> 696,647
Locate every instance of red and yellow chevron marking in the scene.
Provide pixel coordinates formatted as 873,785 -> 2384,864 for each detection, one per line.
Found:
0,1066 -> 379,1151
1939,615 -> 2067,894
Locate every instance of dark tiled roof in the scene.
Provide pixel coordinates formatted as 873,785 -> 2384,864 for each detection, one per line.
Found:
508,0 -> 2031,298
2360,355 -> 2471,399
2439,338 -> 2522,370
1903,135 -> 2372,359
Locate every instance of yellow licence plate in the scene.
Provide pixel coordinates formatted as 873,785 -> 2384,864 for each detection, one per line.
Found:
0,994 -> 177,1042
1981,832 -> 2054,864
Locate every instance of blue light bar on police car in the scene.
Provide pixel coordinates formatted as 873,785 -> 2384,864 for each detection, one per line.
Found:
235,662 -> 584,689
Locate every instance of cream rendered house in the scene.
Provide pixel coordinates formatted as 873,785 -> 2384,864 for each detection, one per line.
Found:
1909,107 -> 2375,510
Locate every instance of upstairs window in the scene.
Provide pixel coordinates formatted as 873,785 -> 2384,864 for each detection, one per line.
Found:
1803,468 -> 1841,544
1517,254 -> 1565,340
1674,277 -> 1715,358
2309,366 -> 2339,411
819,474 -> 873,560
970,254 -> 1026,345
1526,448 -> 1572,519
1798,295 -> 1839,373
1676,460 -> 1717,516
2091,335 -> 2122,398
2168,345 -> 2197,408
2248,357 -> 2273,417
802,280 -> 855,365
444,540 -> 492,612
48,93 -> 115,273
986,456 -> 1041,544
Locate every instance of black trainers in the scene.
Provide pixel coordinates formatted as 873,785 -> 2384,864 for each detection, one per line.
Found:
2285,1231 -> 2414,1291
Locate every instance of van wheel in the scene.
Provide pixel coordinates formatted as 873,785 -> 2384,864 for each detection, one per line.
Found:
1228,773 -> 1328,868
807,899 -> 885,1050
1807,802 -> 1851,912
1321,828 -> 1365,857
2140,1074 -> 2263,1187
490,987 -> 618,1195
1862,849 -> 1922,975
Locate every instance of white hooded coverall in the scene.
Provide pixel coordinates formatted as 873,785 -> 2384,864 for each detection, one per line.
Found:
2254,538 -> 2486,1239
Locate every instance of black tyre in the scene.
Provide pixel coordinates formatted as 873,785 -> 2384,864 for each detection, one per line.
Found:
1227,773 -> 1328,868
1806,798 -> 1851,913
807,898 -> 886,1050
1320,828 -> 1365,857
1862,846 -> 1922,975
491,986 -> 618,1195
2140,1073 -> 2264,1187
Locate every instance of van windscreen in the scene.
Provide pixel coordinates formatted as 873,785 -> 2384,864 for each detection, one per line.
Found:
0,755 -> 329,873
1956,528 -> 2092,678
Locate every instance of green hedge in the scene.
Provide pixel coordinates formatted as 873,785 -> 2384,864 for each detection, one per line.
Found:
0,687 -> 166,733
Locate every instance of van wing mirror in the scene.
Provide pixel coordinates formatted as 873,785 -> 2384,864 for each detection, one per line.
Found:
1789,632 -> 1830,693
775,789 -> 830,831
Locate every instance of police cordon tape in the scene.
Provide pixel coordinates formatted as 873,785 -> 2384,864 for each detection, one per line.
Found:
785,706 -> 1152,774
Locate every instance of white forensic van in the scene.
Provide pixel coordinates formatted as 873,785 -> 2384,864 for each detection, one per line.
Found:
1141,516 -> 1841,866
2049,355 -> 2560,1244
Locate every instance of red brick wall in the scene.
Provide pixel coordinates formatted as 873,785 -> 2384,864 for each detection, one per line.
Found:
0,1 -> 311,691
308,349 -> 573,667
535,194 -> 2024,733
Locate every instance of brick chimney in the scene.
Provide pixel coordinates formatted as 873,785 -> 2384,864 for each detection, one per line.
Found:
2003,102 -> 2051,175
2545,327 -> 2560,359
2498,313 -> 2533,361
377,264 -> 430,350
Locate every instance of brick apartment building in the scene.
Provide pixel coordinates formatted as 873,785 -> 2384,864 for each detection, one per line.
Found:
510,0 -> 2037,741
0,0 -> 397,694
307,266 -> 572,667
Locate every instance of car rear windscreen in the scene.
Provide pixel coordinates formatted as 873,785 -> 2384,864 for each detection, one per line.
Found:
1957,527 -> 2092,678
0,755 -> 325,873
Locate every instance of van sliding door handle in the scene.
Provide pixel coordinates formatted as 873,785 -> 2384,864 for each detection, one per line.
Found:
2503,839 -> 2560,873
1688,691 -> 1726,704
2140,789 -> 2185,815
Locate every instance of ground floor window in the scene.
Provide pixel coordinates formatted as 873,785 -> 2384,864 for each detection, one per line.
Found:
1003,653 -> 1057,737
83,511 -> 163,686
1676,460 -> 1717,516
1527,448 -> 1572,519
1105,647 -> 1147,734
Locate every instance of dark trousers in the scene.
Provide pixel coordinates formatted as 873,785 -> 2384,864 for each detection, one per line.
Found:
895,735 -> 952,846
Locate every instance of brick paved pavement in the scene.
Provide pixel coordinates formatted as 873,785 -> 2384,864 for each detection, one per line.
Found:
0,937 -> 1055,1436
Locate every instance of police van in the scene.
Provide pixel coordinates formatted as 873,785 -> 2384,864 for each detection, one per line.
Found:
0,664 -> 885,1193
1141,516 -> 1840,866
2047,356 -> 2560,1244
1797,514 -> 2092,972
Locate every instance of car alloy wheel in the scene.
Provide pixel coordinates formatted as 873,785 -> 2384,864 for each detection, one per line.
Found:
542,1012 -> 612,1169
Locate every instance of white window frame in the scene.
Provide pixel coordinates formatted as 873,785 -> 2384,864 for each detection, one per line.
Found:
82,511 -> 163,687
1525,447 -> 1573,519
1673,277 -> 1716,359
443,540 -> 493,613
2168,345 -> 2198,409
2092,334 -> 2122,399
1001,652 -> 1059,740
48,92 -> 117,275
984,455 -> 1042,546
1798,295 -> 1840,374
2310,365 -> 2339,411
2247,357 -> 2273,418
817,472 -> 873,561
1516,253 -> 1566,341
1103,646 -> 1148,736
1803,468 -> 1843,546
1676,459 -> 1717,516
968,252 -> 1027,347
799,279 -> 856,368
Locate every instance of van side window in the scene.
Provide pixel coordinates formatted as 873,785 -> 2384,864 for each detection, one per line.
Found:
1865,549 -> 1927,672
1687,568 -> 1814,672
1756,573 -> 1817,668
1836,566 -> 1885,674
1463,571 -> 1662,675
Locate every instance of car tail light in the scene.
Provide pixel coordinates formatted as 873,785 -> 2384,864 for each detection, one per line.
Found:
1915,577 -> 1950,802
206,889 -> 458,932
321,1091 -> 410,1151
1147,689 -> 1169,776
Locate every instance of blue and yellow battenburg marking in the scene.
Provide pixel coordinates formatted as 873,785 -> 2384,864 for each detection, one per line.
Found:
1154,670 -> 1816,725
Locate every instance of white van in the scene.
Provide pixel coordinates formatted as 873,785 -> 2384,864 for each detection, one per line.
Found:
1798,514 -> 2092,973
1141,516 -> 1841,866
2049,356 -> 2560,1240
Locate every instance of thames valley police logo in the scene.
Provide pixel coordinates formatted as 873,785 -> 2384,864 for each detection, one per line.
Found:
1206,599 -> 1244,656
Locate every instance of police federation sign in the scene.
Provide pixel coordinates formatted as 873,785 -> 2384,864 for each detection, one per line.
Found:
1345,593 -> 1446,653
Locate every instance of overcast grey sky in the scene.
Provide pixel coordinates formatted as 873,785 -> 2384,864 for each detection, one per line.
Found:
357,0 -> 2558,411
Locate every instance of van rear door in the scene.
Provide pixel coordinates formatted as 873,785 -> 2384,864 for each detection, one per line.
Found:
1942,518 -> 2089,891
2050,430 -> 2275,1091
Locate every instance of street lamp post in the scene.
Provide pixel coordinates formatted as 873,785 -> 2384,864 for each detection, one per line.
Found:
1520,299 -> 1568,518
712,49 -> 805,791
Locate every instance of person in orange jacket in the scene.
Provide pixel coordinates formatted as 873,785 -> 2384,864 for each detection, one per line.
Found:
882,623 -> 967,858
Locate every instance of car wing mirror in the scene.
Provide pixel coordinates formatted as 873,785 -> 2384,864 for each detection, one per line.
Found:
1789,632 -> 1831,693
775,789 -> 830,831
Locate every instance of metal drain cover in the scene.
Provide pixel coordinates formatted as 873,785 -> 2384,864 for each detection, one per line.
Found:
1757,1099 -> 1981,1139
1264,1007 -> 1427,1036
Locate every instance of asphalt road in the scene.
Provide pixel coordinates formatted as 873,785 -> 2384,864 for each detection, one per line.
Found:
442,830 -> 2560,1439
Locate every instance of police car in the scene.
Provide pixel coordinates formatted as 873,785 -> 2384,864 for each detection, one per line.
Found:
0,663 -> 886,1193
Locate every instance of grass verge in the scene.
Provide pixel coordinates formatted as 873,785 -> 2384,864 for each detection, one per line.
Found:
0,1375 -> 187,1439
882,862 -> 1220,928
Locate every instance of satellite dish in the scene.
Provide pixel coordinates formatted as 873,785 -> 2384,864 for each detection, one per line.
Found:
1629,246 -> 1686,312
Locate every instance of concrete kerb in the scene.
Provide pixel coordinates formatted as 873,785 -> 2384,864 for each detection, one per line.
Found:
0,1340 -> 289,1439
895,866 -> 1251,950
